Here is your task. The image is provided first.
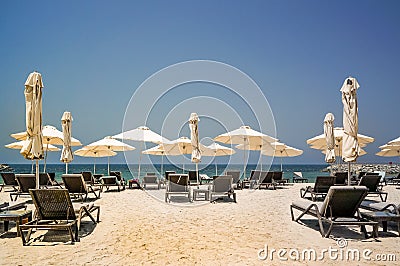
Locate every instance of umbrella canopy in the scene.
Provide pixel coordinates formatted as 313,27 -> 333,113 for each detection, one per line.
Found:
341,76 -> 360,185
74,148 -> 117,174
6,140 -> 59,151
261,143 -> 303,171
388,137 -> 400,146
376,148 -> 400,157
162,137 -> 193,155
112,126 -> 168,178
12,125 -> 82,146
202,143 -> 235,176
324,113 -> 336,163
20,71 -> 44,188
60,112 -> 74,174
142,144 -> 166,176
261,144 -> 303,157
214,125 -> 278,177
85,136 -> 135,174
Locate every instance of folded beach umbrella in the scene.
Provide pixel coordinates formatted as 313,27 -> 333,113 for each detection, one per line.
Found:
85,136 -> 135,174
112,126 -> 169,178
60,112 -> 74,174
20,72 -> 44,188
189,113 -> 201,185
201,143 -> 235,176
324,113 -> 336,164
261,143 -> 303,171
341,76 -> 360,185
214,126 -> 278,178
74,148 -> 117,174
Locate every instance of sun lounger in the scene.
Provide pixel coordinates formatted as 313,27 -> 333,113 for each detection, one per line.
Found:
360,200 -> 399,214
0,172 -> 18,192
19,189 -> 100,245
290,186 -> 378,238
242,170 -> 259,189
300,176 -> 336,201
10,174 -> 36,201
81,171 -> 99,185
334,172 -> 347,185
225,170 -> 242,189
142,172 -> 160,189
258,171 -> 276,190
100,171 -> 125,192
62,174 -> 101,202
188,170 -> 200,186
272,171 -> 289,186
293,171 -> 308,183
209,175 -> 236,203
165,174 -> 191,203
358,175 -> 388,202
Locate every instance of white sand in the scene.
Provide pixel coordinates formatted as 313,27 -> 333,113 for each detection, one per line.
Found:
0,184 -> 399,265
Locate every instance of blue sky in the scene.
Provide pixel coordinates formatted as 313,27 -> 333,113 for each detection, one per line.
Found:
1,0 -> 400,165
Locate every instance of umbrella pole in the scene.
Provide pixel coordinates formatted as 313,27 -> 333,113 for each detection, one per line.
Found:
31,161 -> 34,174
215,157 -> 217,176
243,139 -> 247,179
138,142 -> 143,179
108,156 -> 110,175
44,143 -> 49,173
94,157 -> 96,174
35,159 -> 39,189
161,154 -> 164,179
196,163 -> 199,188
65,163 -> 68,174
280,157 -> 283,172
348,161 -> 351,186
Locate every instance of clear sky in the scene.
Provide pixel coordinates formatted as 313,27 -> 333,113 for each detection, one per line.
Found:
1,0 -> 399,166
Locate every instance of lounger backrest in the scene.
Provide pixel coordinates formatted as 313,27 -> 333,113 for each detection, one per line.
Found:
188,171 -> 199,183
260,171 -> 273,183
39,173 -> 51,186
356,171 -> 366,180
62,174 -> 88,194
144,175 -> 158,184
358,175 -> 380,192
29,189 -> 76,221
314,176 -> 336,193
320,186 -> 368,218
225,171 -> 241,183
272,171 -> 283,181
334,172 -> 347,185
165,171 -> 175,181
212,175 -> 233,193
15,174 -> 36,192
293,172 -> 303,178
168,174 -> 189,192
251,170 -> 262,181
1,172 -> 18,186
82,171 -> 95,184
101,176 -> 117,185
109,171 -> 123,181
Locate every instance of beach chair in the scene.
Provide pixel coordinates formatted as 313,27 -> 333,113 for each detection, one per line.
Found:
290,186 -> 378,238
225,170 -> 242,189
272,171 -> 289,186
334,172 -> 347,185
163,171 -> 175,187
10,174 -> 36,201
242,170 -> 262,189
209,175 -> 236,203
109,171 -> 126,187
258,171 -> 276,190
293,171 -> 308,183
165,174 -> 191,203
19,189 -> 100,245
360,200 -> 399,214
0,172 -> 18,192
188,170 -> 200,186
62,174 -> 101,202
100,171 -> 125,192
300,176 -> 336,201
358,175 -> 388,202
81,171 -> 98,185
142,172 -> 160,190
389,172 -> 400,185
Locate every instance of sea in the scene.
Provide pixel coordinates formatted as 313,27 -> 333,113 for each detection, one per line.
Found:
3,163 -> 331,183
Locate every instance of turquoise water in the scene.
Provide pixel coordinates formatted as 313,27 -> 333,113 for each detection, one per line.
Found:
4,163 -> 330,183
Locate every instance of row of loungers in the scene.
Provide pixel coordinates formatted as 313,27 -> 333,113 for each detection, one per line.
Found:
291,175 -> 399,238
0,172 -> 125,202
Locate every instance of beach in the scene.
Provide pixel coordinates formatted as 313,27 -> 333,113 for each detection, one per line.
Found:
1,183 -> 399,265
